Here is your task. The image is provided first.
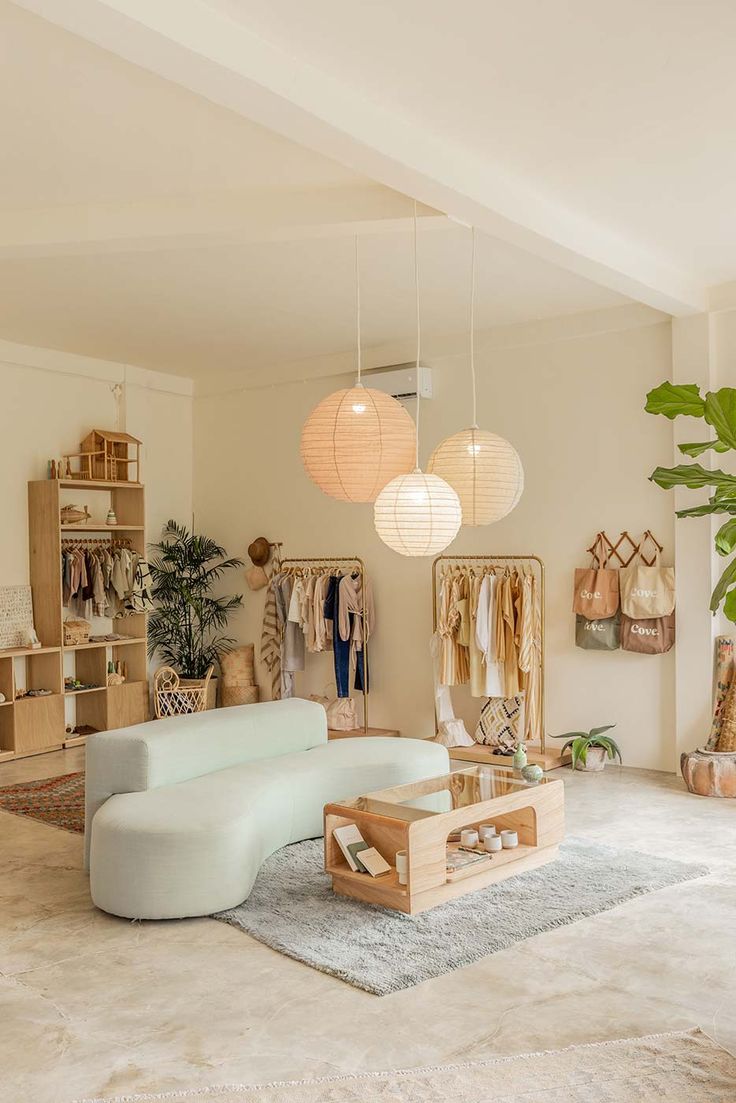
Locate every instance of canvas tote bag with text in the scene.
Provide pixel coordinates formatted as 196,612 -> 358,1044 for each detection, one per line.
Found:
572,535 -> 620,619
621,612 -> 675,655
620,538 -> 675,619
575,612 -> 621,651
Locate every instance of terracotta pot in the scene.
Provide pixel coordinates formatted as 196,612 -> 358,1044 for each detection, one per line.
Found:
575,745 -> 607,772
681,749 -> 736,798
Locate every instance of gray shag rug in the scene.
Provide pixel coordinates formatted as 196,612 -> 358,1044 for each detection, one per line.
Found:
74,1029 -> 736,1101
214,837 -> 707,995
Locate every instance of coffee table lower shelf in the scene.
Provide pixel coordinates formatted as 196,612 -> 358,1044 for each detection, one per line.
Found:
328,842 -> 559,914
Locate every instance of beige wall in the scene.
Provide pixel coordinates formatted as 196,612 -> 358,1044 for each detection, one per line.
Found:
194,308 -> 676,771
0,340 -> 194,586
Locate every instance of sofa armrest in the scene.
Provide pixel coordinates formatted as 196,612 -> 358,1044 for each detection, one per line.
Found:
84,698 -> 326,868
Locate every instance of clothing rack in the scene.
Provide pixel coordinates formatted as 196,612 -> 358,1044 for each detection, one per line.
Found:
432,553 -> 550,760
61,536 -> 132,547
278,555 -> 369,733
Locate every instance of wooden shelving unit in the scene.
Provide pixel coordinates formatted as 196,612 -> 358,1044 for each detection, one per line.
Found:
0,478 -> 150,761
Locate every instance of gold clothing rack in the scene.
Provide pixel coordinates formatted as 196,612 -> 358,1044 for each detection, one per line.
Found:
278,555 -> 368,733
432,553 -> 546,755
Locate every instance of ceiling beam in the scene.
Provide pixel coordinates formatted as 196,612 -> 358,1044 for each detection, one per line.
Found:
12,0 -> 706,312
0,186 -> 444,259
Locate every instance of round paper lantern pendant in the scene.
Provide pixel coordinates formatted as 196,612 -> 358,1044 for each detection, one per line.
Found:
428,426 -> 524,526
374,469 -> 462,556
300,384 -> 416,502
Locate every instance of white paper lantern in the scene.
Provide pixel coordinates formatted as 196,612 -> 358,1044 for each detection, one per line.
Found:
428,427 -> 524,525
300,385 -> 416,502
374,470 -> 462,556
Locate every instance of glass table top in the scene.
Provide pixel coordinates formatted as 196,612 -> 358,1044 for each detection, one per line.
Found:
340,764 -> 552,823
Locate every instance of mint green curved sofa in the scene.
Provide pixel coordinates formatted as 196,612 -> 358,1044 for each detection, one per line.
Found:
85,698 -> 449,920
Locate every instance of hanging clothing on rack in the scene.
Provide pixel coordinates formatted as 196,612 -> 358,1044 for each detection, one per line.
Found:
61,542 -> 149,619
472,572 -> 504,697
325,574 -> 368,697
432,555 -> 545,748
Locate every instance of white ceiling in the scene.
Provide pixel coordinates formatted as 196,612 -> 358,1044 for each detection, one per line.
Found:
0,0 -> 633,378
0,0 -> 362,207
207,0 -> 736,287
0,227 -> 626,377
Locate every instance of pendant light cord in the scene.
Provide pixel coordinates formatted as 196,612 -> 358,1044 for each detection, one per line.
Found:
355,235 -> 362,385
470,225 -> 478,429
414,199 -> 421,470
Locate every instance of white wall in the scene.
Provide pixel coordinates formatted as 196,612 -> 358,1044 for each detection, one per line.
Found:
0,340 -> 194,586
194,306 -> 677,771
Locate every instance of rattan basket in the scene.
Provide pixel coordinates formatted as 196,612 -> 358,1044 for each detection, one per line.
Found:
153,665 -> 214,719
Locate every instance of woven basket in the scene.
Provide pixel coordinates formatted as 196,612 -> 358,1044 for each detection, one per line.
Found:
154,665 -> 214,719
220,644 -> 255,687
222,685 -> 259,708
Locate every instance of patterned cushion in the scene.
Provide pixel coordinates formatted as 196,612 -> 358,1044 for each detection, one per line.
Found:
475,694 -> 524,750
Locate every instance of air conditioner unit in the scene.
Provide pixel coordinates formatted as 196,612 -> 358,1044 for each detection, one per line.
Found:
361,363 -> 432,400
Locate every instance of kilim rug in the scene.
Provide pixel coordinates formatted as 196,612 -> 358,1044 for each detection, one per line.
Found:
0,770 -> 84,833
73,1030 -> 736,1102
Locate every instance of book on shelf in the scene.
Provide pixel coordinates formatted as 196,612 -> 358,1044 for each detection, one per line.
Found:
446,847 -> 491,874
332,824 -> 391,877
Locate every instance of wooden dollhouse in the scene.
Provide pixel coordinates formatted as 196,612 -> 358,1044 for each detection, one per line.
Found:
64,430 -> 141,483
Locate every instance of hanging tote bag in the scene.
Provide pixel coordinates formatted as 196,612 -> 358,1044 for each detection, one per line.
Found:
572,535 -> 620,619
575,612 -> 621,651
620,537 -> 675,618
621,612 -> 675,655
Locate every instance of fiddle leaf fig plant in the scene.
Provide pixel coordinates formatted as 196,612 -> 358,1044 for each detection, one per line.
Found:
646,382 -> 736,623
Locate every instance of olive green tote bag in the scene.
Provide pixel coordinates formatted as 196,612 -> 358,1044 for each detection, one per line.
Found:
575,612 -> 621,651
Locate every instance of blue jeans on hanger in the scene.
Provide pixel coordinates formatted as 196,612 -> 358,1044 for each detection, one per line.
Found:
325,575 -> 367,697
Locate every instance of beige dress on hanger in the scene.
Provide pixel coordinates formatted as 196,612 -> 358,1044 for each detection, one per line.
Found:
471,572 -> 504,697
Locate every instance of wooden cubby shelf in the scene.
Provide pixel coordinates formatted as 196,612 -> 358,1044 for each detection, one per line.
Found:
0,478 -> 151,761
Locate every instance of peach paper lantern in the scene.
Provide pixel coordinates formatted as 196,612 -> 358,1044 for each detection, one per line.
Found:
300,384 -> 416,502
428,427 -> 524,525
374,470 -> 462,556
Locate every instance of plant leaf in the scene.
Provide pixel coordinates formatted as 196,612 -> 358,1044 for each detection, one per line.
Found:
715,519 -> 736,557
710,558 -> 736,615
650,464 -> 736,492
676,499 -> 736,518
645,382 -> 705,419
725,587 -> 736,625
678,439 -> 730,458
589,724 -> 616,737
704,388 -> 736,449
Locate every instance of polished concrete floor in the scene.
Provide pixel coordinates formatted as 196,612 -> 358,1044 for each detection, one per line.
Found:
1,748 -> 735,1103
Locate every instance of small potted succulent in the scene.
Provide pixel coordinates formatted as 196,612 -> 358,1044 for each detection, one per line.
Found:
550,725 -> 622,772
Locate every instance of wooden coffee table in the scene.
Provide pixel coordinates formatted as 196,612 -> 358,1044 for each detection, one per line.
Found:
324,764 -> 564,914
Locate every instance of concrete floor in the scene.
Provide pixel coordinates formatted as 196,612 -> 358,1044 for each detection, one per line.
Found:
1,748 -> 735,1103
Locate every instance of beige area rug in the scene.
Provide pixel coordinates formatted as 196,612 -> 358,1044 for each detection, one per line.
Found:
76,1029 -> 736,1102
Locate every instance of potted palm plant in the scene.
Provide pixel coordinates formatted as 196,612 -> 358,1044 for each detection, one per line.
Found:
550,725 -> 622,772
148,520 -> 243,708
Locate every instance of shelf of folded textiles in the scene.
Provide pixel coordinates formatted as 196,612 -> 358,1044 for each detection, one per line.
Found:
64,685 -> 106,696
60,524 -> 145,532
64,637 -> 146,651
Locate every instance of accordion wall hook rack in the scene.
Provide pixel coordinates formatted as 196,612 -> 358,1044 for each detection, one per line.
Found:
586,530 -> 663,569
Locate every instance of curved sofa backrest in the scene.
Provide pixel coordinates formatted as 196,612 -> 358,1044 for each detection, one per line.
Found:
84,698 -> 326,868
